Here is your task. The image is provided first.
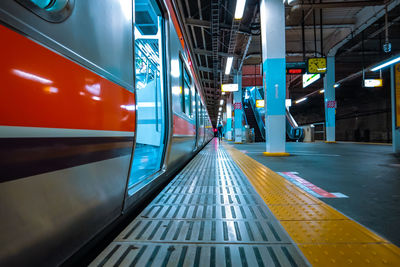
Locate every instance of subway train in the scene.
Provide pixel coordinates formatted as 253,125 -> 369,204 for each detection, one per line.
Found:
0,0 -> 213,265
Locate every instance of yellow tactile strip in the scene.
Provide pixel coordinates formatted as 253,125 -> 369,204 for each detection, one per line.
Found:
223,143 -> 400,266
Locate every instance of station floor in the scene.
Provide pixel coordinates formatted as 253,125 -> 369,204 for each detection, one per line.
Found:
91,139 -> 400,266
229,141 -> 400,247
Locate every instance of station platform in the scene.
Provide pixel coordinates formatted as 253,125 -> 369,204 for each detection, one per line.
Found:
229,141 -> 400,247
90,139 -> 400,266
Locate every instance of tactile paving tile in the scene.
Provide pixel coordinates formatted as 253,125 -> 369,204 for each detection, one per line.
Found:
91,243 -> 306,267
267,203 -> 346,221
298,243 -> 400,266
281,220 -> 387,244
117,219 -> 289,243
90,142 -> 308,266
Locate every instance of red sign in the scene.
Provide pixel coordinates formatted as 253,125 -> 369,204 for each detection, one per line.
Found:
234,102 -> 242,110
326,100 -> 337,108
288,68 -> 303,74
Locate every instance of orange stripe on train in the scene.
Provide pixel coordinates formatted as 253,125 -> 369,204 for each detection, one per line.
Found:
0,25 -> 135,132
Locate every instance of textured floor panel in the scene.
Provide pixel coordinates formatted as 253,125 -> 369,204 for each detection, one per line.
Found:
91,243 -> 306,267
223,143 -> 400,267
90,141 -> 308,266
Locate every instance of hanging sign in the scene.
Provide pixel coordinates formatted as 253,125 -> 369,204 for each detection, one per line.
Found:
395,63 -> 400,127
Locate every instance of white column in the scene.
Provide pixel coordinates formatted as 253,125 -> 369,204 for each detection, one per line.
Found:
226,93 -> 233,141
323,56 -> 336,142
234,73 -> 243,143
260,0 -> 288,155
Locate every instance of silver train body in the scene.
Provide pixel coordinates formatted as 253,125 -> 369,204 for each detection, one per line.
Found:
0,0 -> 213,265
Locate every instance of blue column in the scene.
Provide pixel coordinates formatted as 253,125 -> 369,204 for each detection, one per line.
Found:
260,0 -> 288,155
226,93 -> 232,141
323,56 -> 336,142
391,65 -> 400,153
234,73 -> 243,143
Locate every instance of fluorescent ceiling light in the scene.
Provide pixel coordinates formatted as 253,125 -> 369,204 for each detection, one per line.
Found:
295,97 -> 307,104
371,55 -> 400,71
219,107 -> 222,111
234,0 -> 246,19
225,57 -> 233,75
333,83 -> 340,88
319,89 -> 325,93
220,99 -> 224,105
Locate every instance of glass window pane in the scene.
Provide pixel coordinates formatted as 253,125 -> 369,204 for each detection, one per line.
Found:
128,0 -> 165,192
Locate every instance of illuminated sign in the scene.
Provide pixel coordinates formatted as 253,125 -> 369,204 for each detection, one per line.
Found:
286,62 -> 306,75
221,83 -> 238,92
303,73 -> 321,88
256,99 -> 265,108
288,68 -> 304,74
363,79 -> 383,88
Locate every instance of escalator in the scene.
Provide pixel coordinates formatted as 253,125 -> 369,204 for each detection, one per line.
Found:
243,101 -> 264,142
244,87 -> 304,142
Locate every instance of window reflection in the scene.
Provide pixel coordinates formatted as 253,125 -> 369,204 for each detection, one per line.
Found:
128,0 -> 165,191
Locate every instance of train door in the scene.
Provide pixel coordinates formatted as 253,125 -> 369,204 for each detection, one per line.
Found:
128,0 -> 166,192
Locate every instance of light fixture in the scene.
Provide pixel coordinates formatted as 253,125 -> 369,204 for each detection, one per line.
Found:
225,57 -> 233,75
219,107 -> 222,111
295,97 -> 307,104
333,83 -> 340,88
319,89 -> 325,94
364,79 -> 383,88
220,99 -> 224,105
234,0 -> 246,19
371,55 -> 400,71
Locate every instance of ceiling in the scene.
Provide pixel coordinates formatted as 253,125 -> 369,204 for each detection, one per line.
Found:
173,0 -> 400,124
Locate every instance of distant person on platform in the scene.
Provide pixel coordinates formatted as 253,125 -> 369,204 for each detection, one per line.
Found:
217,123 -> 223,141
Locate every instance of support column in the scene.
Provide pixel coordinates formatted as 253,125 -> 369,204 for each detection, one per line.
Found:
234,73 -> 243,143
391,65 -> 400,153
226,93 -> 233,141
324,56 -> 336,142
260,0 -> 288,155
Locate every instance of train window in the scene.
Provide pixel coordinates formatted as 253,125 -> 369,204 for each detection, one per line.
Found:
128,0 -> 166,192
183,65 -> 192,116
15,0 -> 74,22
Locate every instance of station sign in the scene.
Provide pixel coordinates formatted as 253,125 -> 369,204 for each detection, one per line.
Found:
363,79 -> 383,88
221,83 -> 238,92
326,100 -> 337,109
303,73 -> 321,88
286,62 -> 306,75
233,102 -> 242,110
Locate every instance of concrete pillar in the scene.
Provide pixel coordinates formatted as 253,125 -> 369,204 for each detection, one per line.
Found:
226,93 -> 233,141
260,0 -> 288,155
323,56 -> 336,142
234,73 -> 243,143
391,65 -> 400,153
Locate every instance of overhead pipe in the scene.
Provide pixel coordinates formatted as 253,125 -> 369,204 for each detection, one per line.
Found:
289,0 -> 391,9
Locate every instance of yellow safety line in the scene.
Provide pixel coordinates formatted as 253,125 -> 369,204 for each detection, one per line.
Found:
223,143 -> 400,266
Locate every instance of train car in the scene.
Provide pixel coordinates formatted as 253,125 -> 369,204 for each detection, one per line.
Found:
0,0 -> 213,266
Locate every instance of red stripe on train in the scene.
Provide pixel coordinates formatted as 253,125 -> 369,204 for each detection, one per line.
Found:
0,25 -> 135,132
173,115 -> 195,136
